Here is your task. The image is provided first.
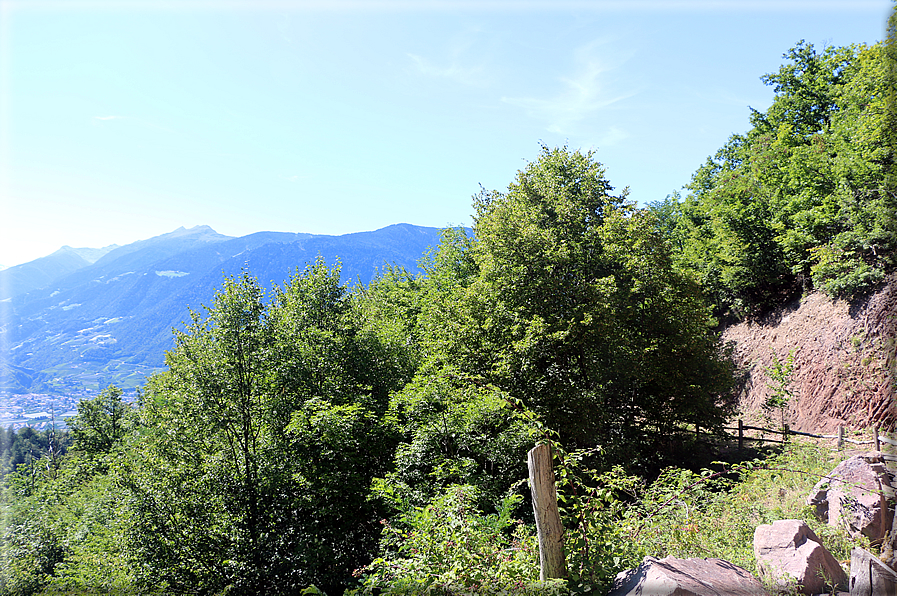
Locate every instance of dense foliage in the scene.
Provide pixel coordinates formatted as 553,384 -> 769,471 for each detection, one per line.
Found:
655,38 -> 896,317
0,388 -> 134,594
1,149 -> 737,594
0,426 -> 68,479
418,147 -> 736,464
125,263 -> 402,594
2,22 -> 894,593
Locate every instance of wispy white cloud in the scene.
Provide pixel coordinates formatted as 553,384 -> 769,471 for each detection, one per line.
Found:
406,24 -> 493,87
93,115 -> 123,121
407,52 -> 485,86
502,41 -> 638,137
596,126 -> 629,147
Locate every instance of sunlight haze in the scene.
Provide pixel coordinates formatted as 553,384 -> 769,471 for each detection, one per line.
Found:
0,0 -> 892,267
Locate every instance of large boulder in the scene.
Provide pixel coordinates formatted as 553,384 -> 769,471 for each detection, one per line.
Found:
753,519 -> 847,594
607,555 -> 769,596
806,453 -> 894,541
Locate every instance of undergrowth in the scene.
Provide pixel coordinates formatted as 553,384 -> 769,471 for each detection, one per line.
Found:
355,440 -> 865,595
624,442 -> 861,576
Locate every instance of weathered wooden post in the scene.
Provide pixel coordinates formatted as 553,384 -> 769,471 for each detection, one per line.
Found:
527,443 -> 567,580
890,493 -> 897,555
878,478 -> 888,543
874,425 -> 881,452
738,419 -> 744,451
783,424 -> 789,442
838,425 -> 844,450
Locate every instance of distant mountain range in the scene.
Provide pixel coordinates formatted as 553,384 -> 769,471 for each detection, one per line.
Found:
0,224 -> 446,396
0,244 -> 120,300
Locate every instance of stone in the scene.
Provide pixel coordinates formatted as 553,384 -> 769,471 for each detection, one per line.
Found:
806,452 -> 894,542
849,547 -> 897,596
607,555 -> 769,596
753,519 -> 847,594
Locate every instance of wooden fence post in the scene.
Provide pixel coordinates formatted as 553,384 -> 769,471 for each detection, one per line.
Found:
875,425 -> 881,452
783,424 -> 789,442
527,443 -> 567,580
738,419 -> 744,451
890,494 -> 897,554
838,425 -> 844,450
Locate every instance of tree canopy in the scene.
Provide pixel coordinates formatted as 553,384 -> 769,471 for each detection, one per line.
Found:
418,146 -> 735,463
125,263 -> 400,594
659,39 -> 896,317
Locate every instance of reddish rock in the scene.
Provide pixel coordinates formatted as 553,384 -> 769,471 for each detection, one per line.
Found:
607,556 -> 769,596
753,519 -> 847,594
806,453 -> 893,541
720,277 -> 897,434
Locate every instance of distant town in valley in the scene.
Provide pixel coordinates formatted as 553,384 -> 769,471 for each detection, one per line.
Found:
1,392 -> 90,431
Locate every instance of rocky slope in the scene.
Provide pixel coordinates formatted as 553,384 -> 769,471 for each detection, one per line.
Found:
722,275 -> 897,433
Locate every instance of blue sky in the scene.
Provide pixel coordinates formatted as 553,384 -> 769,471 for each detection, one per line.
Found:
0,0 -> 892,268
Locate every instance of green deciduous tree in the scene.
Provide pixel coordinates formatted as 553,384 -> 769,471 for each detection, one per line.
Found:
69,385 -> 135,456
384,372 -> 535,511
420,146 -> 736,469
676,40 -> 896,315
1,397 -> 136,595
124,262 -> 400,594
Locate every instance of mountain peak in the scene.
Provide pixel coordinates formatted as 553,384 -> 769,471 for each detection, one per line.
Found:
4,224 -> 444,395
50,244 -> 120,264
163,225 -> 221,238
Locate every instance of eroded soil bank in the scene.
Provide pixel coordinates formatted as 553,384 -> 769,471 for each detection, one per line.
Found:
722,275 -> 897,433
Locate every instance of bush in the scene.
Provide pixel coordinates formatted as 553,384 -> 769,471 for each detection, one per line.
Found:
352,485 -> 564,595
621,442 -> 857,576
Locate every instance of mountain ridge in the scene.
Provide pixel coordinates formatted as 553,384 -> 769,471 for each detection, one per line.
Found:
0,223 -> 449,397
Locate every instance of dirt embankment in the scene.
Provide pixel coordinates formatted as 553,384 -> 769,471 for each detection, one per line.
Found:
721,275 -> 897,434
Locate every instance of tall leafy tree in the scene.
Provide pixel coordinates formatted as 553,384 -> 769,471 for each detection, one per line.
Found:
676,40 -> 896,315
368,228 -> 539,512
69,385 -> 135,456
125,262 -> 399,594
421,146 -> 735,468
1,390 -> 136,595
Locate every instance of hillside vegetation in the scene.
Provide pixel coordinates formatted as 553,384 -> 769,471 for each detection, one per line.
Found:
653,35 -> 897,319
1,19 -> 895,596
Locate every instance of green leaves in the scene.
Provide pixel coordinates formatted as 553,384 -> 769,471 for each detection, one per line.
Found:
755,41 -> 854,137
384,374 -> 535,511
439,146 -> 735,466
677,40 -> 895,314
69,386 -> 136,456
762,349 -> 796,430
354,485 -> 558,596
0,424 -> 137,595
125,260 -> 404,594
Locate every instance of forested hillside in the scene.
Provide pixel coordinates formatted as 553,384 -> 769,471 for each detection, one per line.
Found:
653,37 -> 896,319
1,223 -> 444,396
1,21 -> 895,596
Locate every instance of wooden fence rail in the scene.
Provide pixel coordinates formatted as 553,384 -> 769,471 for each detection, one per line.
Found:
720,420 -> 894,451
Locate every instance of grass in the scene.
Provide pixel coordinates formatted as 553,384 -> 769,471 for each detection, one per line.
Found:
617,440 -> 869,590
348,438 -> 878,594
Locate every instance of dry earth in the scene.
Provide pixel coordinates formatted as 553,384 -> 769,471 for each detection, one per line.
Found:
721,274 -> 897,434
